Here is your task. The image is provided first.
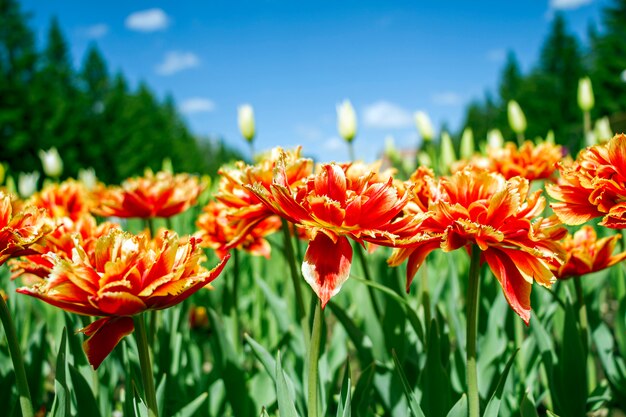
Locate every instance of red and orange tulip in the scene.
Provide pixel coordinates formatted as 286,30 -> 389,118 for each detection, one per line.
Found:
17,228 -> 229,369
0,191 -> 54,266
29,179 -> 94,221
246,153 -> 424,307
553,225 -> 626,280
195,200 -> 279,258
389,168 -> 566,323
92,170 -> 205,219
547,133 -> 626,228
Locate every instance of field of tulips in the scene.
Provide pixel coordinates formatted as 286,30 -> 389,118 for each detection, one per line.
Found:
2,96 -> 626,417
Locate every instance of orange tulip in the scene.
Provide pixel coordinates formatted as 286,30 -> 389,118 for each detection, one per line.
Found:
547,133 -> 626,228
29,179 -> 94,221
215,147 -> 313,249
553,225 -> 626,279
389,168 -> 566,324
195,200 -> 279,258
92,170 -> 205,218
246,153 -> 424,307
0,191 -> 54,266
454,141 -> 563,182
17,228 -> 229,369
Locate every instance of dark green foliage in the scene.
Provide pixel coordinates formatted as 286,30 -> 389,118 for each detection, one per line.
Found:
0,1 -> 242,184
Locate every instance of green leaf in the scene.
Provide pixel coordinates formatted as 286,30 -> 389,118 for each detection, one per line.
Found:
418,320 -> 452,417
50,328 -> 70,417
352,362 -> 376,416
172,392 -> 208,417
328,301 -> 375,364
445,394 -> 467,417
275,351 -> 300,417
156,373 -> 167,417
392,350 -> 426,417
520,391 -> 539,417
483,349 -> 518,417
68,364 -> 102,417
336,362 -> 352,417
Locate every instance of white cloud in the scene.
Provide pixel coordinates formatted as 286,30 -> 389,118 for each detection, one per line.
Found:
323,136 -> 344,151
362,101 -> 413,129
180,98 -> 215,114
84,24 -> 109,39
549,0 -> 592,9
156,51 -> 199,75
486,48 -> 505,63
431,92 -> 463,106
125,8 -> 170,32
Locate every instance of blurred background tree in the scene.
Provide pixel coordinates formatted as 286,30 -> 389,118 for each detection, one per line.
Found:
0,0 -> 242,184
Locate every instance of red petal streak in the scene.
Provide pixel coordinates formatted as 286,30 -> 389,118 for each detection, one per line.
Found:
302,234 -> 353,308
80,316 -> 134,369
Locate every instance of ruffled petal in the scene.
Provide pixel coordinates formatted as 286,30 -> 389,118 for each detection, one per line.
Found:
79,316 -> 134,369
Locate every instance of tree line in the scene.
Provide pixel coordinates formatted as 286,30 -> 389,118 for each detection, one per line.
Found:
460,0 -> 626,154
0,0 -> 242,184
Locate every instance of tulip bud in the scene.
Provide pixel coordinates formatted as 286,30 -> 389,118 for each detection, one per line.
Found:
38,147 -> 63,178
577,77 -> 594,112
336,100 -> 357,143
237,104 -> 255,142
621,69 -> 626,83
18,171 -> 40,198
439,131 -> 456,173
414,111 -> 434,142
507,101 -> 527,134
417,151 -> 432,167
78,168 -> 98,191
0,163 -> 6,185
594,117 -> 613,143
545,130 -> 555,145
487,129 -> 504,149
460,127 -> 475,160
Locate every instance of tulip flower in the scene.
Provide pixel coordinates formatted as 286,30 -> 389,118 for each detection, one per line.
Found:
577,77 -> 594,112
29,179 -> 94,221
439,131 -> 456,173
487,129 -> 504,150
414,111 -> 434,142
460,127 -> 475,160
238,104 -> 255,143
38,148 -> 63,178
336,100 -> 357,143
17,228 -> 229,369
18,172 -> 40,198
507,100 -> 527,136
594,117 -> 613,143
78,168 -> 98,191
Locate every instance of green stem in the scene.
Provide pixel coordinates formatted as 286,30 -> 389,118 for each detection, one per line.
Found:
281,219 -> 307,324
466,245 -> 481,417
0,295 -> 34,417
347,141 -> 356,162
421,261 -> 432,341
308,301 -> 323,417
232,249 -> 241,347
134,314 -> 158,417
573,276 -> 589,352
354,244 -> 382,318
516,133 -> 524,147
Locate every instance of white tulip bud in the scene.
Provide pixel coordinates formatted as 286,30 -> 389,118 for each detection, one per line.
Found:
38,147 -> 63,178
460,128 -> 475,159
487,129 -> 504,149
237,104 -> 255,142
507,101 -> 527,134
18,171 -> 40,198
594,117 -> 613,143
545,130 -> 555,145
414,111 -> 434,142
440,131 -> 456,172
78,168 -> 98,191
417,150 -> 432,167
336,100 -> 357,142
577,77 -> 594,112
621,69 -> 626,83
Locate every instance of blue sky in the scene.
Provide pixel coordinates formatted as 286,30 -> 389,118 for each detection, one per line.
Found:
22,0 -> 608,162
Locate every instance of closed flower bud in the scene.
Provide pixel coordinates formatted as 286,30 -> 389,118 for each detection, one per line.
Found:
336,100 -> 357,142
507,101 -> 527,134
38,147 -> 63,178
460,127 -> 475,159
595,117 -> 613,143
439,131 -> 456,172
238,104 -> 255,142
78,168 -> 98,191
414,111 -> 434,142
577,77 -> 594,112
487,129 -> 504,149
18,171 -> 40,198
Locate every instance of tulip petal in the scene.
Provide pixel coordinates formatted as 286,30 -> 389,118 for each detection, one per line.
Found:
483,248 -> 532,324
302,233 -> 352,308
80,316 -> 134,369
